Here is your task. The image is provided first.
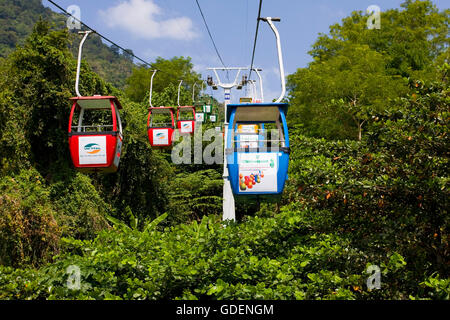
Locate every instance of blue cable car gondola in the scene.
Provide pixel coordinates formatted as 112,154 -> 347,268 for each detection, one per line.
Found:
226,102 -> 290,202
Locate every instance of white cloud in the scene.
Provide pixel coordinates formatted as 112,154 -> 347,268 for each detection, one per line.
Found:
99,0 -> 198,40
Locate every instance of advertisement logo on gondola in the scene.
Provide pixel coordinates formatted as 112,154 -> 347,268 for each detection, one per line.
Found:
180,121 -> 193,133
195,113 -> 205,122
84,143 -> 101,154
79,136 -> 107,165
153,129 -> 169,145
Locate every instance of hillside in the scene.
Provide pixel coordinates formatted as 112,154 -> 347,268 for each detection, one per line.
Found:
0,0 -> 134,89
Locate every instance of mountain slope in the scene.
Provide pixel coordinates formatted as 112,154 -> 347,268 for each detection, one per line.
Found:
0,0 -> 134,89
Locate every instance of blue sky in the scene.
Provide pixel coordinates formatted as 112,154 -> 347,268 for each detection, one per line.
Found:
43,0 -> 449,104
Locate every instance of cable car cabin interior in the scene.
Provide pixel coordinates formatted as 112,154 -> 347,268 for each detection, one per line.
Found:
147,107 -> 175,148
226,103 -> 290,202
68,96 -> 123,173
177,106 -> 196,135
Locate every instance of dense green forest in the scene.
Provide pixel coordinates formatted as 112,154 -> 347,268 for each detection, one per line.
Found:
0,0 -> 448,300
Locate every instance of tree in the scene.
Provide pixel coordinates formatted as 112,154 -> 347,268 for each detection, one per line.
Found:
309,0 -> 449,79
125,56 -> 202,103
286,0 -> 449,140
288,44 -> 406,140
122,49 -> 134,62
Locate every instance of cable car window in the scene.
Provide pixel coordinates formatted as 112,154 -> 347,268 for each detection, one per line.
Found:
232,122 -> 286,152
71,108 -> 114,133
150,111 -> 173,128
178,108 -> 195,121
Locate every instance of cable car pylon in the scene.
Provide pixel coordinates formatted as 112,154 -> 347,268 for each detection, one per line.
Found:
206,67 -> 248,222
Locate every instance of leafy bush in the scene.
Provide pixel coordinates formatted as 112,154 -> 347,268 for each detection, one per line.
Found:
166,169 -> 223,224
0,169 -> 60,267
50,172 -> 111,240
0,210 -> 363,300
2,207 -> 445,300
284,79 -> 449,296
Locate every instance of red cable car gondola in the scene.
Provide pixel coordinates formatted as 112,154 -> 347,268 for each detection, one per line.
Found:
175,80 -> 195,135
68,96 -> 123,173
148,106 -> 176,148
68,31 -> 124,173
177,106 -> 196,135
146,70 -> 176,148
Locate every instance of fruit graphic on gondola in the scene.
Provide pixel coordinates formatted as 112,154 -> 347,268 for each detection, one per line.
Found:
239,170 -> 265,191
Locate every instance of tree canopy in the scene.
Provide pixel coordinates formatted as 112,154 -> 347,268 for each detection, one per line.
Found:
125,57 -> 202,104
287,0 -> 449,140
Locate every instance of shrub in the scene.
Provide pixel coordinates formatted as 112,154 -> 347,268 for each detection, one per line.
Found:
0,169 -> 60,267
50,172 -> 110,240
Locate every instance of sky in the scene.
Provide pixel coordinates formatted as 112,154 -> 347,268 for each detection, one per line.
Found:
43,0 -> 449,104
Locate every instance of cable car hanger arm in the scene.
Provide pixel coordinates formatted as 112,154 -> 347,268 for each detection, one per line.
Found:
259,17 -> 286,103
75,30 -> 93,97
177,80 -> 183,107
149,70 -> 157,108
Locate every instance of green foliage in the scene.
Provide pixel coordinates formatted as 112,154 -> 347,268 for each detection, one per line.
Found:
416,274 -> 450,300
287,0 -> 449,140
50,172 -> 111,240
0,211 -> 367,300
0,0 -> 63,57
3,205 -> 445,300
309,0 -> 449,78
288,43 -> 407,140
284,78 -> 449,296
166,169 -> 223,224
125,57 -> 202,103
0,169 -> 60,268
0,167 -> 112,267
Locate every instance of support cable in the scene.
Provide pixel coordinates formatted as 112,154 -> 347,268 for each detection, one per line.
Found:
47,0 -> 180,81
248,0 -> 263,80
194,0 -> 229,81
